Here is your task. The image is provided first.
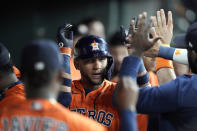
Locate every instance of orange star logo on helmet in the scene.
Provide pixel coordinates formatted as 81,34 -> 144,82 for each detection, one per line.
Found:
90,40 -> 100,51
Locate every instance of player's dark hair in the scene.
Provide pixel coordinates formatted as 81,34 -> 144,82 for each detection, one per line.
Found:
187,48 -> 197,74
0,62 -> 14,79
108,31 -> 123,47
22,69 -> 57,88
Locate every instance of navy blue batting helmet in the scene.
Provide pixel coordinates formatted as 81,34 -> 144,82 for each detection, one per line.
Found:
74,35 -> 114,80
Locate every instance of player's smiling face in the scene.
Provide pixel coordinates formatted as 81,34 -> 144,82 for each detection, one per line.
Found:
76,56 -> 108,85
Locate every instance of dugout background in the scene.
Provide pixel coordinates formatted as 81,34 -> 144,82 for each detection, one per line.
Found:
0,0 -> 194,68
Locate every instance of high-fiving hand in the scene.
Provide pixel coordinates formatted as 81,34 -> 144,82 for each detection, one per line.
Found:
151,9 -> 173,45
144,9 -> 173,58
126,12 -> 161,58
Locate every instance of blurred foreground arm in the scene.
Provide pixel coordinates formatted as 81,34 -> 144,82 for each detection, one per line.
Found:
116,77 -> 139,131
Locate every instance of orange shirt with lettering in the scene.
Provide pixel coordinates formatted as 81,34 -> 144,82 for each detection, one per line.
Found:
70,79 -> 120,131
0,99 -> 106,131
70,58 -> 81,80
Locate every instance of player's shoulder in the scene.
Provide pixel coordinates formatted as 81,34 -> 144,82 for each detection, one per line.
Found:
0,99 -> 27,116
5,81 -> 25,99
0,99 -> 66,118
0,99 -> 106,131
7,81 -> 25,94
176,74 -> 197,79
0,82 -> 25,108
175,74 -> 197,90
175,74 -> 197,84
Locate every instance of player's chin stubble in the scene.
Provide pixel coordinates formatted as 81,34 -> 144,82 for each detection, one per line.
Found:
80,71 -> 105,86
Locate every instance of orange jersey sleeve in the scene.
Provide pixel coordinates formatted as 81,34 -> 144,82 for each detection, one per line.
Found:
0,99 -> 106,131
70,80 -> 120,131
0,82 -> 25,108
70,58 -> 81,80
149,71 -> 159,86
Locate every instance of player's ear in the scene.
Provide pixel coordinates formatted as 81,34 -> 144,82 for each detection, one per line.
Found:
74,59 -> 80,70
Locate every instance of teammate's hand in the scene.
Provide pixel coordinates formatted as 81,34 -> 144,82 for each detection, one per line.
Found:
116,77 -> 139,111
126,12 -> 161,58
143,9 -> 173,58
152,9 -> 173,45
56,24 -> 73,49
144,27 -> 161,58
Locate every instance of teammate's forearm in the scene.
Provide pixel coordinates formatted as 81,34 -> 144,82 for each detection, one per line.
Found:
120,110 -> 138,131
57,48 -> 72,107
156,46 -> 177,84
61,53 -> 72,89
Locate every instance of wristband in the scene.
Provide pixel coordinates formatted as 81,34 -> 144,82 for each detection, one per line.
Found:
156,57 -> 174,71
61,85 -> 71,92
62,78 -> 72,88
173,48 -> 188,65
162,43 -> 170,47
137,72 -> 149,86
159,46 -> 188,65
60,47 -> 72,56
158,46 -> 175,60
119,56 -> 141,80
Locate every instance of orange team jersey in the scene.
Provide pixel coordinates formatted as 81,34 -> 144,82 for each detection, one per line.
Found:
13,66 -> 21,78
0,81 -> 25,108
70,57 -> 81,80
149,71 -> 159,86
137,114 -> 148,131
111,75 -> 148,131
0,99 -> 106,131
69,79 -> 120,131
